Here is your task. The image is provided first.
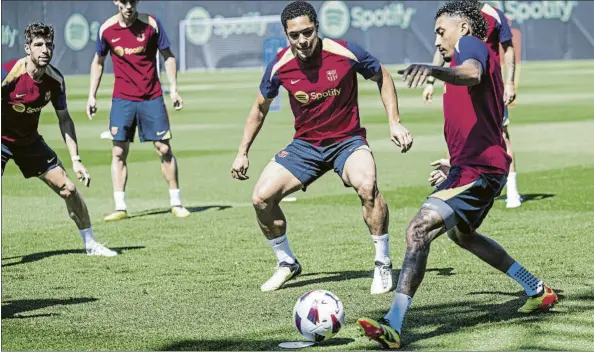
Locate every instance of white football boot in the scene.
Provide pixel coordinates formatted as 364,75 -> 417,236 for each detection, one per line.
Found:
261,260 -> 302,292
86,242 -> 118,257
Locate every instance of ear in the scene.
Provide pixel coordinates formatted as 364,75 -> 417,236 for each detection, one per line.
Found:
24,43 -> 31,55
460,21 -> 471,36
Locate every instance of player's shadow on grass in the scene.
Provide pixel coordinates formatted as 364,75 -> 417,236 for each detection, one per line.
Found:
127,205 -> 232,219
283,268 -> 455,289
160,337 -> 355,351
497,193 -> 555,203
360,288 -> 582,350
1,297 -> 98,319
1,246 -> 145,268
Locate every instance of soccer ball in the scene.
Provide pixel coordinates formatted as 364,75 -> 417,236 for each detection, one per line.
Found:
292,290 -> 345,342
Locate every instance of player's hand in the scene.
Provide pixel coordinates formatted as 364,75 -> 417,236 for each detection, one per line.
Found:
170,91 -> 184,111
86,97 -> 97,120
231,154 -> 249,180
398,64 -> 433,88
429,158 -> 450,187
504,83 -> 516,105
390,122 -> 413,153
422,84 -> 434,104
72,160 -> 91,187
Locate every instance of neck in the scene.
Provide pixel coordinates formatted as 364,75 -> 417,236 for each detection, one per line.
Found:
25,56 -> 45,81
118,12 -> 137,27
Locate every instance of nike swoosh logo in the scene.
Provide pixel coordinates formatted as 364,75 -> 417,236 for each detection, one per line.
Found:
15,93 -> 26,98
156,130 -> 167,136
290,79 -> 301,84
112,38 -> 121,43
47,157 -> 56,163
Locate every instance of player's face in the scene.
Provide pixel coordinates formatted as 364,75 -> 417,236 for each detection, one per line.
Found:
114,0 -> 138,20
286,16 -> 319,61
25,37 -> 54,68
434,15 -> 470,62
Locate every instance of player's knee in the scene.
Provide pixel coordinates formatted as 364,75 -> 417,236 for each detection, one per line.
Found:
447,227 -> 471,248
405,219 -> 431,251
155,143 -> 172,159
59,180 -> 77,199
356,176 -> 377,205
252,189 -> 272,212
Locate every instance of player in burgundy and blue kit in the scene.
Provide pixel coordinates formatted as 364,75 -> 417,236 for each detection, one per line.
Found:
423,0 -> 523,208
357,2 -> 557,348
87,0 -> 189,221
231,1 -> 413,293
2,23 -> 116,257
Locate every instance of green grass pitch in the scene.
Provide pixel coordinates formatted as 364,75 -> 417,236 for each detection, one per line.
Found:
2,60 -> 594,350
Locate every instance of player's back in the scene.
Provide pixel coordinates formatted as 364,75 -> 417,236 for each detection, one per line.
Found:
260,38 -> 381,146
442,36 -> 510,182
480,3 -> 512,60
2,58 -> 67,145
97,13 -> 170,101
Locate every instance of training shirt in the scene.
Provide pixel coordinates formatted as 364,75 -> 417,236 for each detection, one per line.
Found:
481,3 -> 513,61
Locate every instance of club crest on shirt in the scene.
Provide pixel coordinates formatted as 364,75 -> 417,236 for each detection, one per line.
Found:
45,91 -> 51,101
326,69 -> 338,82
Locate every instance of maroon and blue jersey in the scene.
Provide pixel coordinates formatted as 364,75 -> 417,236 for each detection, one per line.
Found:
97,13 -> 170,101
260,38 -> 381,147
443,36 -> 511,184
1,58 -> 67,145
481,3 -> 513,61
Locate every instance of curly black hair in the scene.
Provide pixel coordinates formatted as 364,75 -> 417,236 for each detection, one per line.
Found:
24,22 -> 54,45
281,1 -> 318,32
435,0 -> 488,41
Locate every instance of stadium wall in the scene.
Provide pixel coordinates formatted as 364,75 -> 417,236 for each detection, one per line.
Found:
2,1 -> 593,74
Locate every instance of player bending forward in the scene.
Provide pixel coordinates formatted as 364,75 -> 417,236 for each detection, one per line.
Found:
357,2 -> 557,348
423,0 -> 522,208
2,23 -> 117,257
231,1 -> 413,293
87,0 -> 189,221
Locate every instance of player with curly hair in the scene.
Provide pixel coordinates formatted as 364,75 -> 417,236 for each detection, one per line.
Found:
231,1 -> 413,293
2,23 -> 117,256
423,0 -> 523,208
356,2 -> 557,348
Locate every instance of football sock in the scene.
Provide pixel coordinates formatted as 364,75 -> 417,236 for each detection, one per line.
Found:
372,233 -> 390,263
169,189 -> 182,207
507,172 -> 519,198
384,292 -> 412,334
267,234 -> 296,264
79,227 -> 96,246
114,191 -> 126,211
506,261 -> 543,297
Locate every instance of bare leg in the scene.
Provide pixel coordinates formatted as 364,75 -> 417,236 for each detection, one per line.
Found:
252,161 -> 303,240
154,140 -> 179,189
40,166 -> 91,229
447,226 -> 515,273
503,126 -> 517,173
111,141 -> 129,192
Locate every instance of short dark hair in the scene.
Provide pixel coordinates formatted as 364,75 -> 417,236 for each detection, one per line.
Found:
281,1 -> 318,31
24,22 -> 54,45
435,0 -> 488,41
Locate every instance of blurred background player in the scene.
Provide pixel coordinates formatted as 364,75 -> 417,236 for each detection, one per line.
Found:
422,0 -> 522,208
86,0 -> 189,221
231,1 -> 413,293
2,23 -> 117,257
357,2 -> 556,348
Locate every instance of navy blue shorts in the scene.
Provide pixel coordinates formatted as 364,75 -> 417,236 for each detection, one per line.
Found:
422,166 -> 507,233
109,95 -> 171,142
274,136 -> 370,191
1,138 -> 60,178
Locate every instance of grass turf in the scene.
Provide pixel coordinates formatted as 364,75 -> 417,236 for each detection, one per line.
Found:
2,60 -> 594,350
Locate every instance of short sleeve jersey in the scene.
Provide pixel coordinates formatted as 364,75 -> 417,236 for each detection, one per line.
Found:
259,38 -> 381,147
442,36 -> 511,184
1,58 -> 67,145
481,3 -> 513,61
97,13 -> 170,101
